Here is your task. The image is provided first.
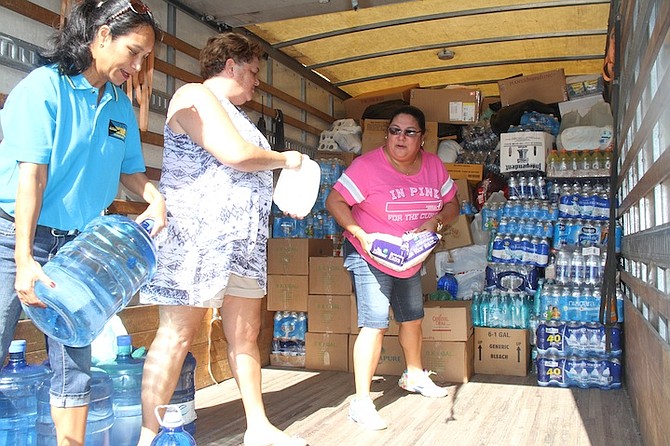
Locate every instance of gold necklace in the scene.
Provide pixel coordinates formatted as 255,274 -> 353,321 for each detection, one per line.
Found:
386,148 -> 420,176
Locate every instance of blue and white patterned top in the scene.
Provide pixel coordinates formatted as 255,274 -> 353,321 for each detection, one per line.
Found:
140,98 -> 273,306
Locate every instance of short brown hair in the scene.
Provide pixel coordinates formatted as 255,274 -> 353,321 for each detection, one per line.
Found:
199,32 -> 264,80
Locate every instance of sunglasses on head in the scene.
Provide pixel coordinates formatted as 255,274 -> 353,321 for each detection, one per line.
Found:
387,126 -> 422,137
105,0 -> 153,24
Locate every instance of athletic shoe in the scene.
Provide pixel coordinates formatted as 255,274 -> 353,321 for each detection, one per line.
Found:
398,369 -> 448,398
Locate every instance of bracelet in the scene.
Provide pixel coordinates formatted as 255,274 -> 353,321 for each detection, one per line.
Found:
433,216 -> 444,232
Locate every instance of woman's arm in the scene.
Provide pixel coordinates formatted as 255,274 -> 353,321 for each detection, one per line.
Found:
167,83 -> 302,172
325,189 -> 370,253
13,162 -> 50,308
120,172 -> 167,236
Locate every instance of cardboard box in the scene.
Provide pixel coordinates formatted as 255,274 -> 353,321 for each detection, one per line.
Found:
444,163 -> 484,182
435,214 -> 473,251
343,84 -> 418,121
565,74 -> 604,99
309,257 -> 352,295
421,253 -> 438,296
474,327 -> 530,377
410,88 -> 481,124
349,335 -> 406,376
454,178 -> 472,204
422,300 -> 473,342
307,294 -> 351,334
498,69 -> 568,107
558,94 -> 606,118
267,238 -> 334,276
267,275 -> 309,311
422,335 -> 474,383
350,293 -> 400,336
305,332 -> 349,372
269,353 -> 305,368
499,131 -> 555,173
361,119 -> 438,154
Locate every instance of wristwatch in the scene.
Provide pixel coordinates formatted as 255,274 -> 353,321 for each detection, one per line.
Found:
433,215 -> 444,232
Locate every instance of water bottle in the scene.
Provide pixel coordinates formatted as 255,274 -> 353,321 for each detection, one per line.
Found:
97,335 -> 144,446
0,340 -> 51,446
151,405 -> 196,446
437,269 -> 459,300
471,292 -> 481,327
26,215 -> 157,347
169,352 -> 197,438
570,250 -> 586,285
36,368 -> 114,445
273,154 -> 321,218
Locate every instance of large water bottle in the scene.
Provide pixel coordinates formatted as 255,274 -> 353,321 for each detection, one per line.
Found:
97,335 -> 144,446
437,269 -> 459,299
26,215 -> 157,347
169,352 -> 197,438
36,368 -> 114,445
0,340 -> 51,445
151,405 -> 196,446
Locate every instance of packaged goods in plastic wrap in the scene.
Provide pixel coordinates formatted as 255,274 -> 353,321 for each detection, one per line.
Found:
369,231 -> 441,272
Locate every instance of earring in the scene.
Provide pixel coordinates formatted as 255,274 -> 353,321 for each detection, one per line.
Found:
421,141 -> 425,147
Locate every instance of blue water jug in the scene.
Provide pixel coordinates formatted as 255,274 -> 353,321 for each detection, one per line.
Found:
97,335 -> 144,446
437,269 -> 459,299
151,405 -> 196,446
26,215 -> 157,347
169,352 -> 197,437
36,368 -> 114,445
0,340 -> 51,445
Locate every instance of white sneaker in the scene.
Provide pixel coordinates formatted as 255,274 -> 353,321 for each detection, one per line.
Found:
398,369 -> 448,398
348,396 -> 388,430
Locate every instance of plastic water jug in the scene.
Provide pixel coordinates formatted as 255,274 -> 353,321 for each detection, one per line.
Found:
169,352 -> 197,438
26,215 -> 157,347
437,269 -> 459,299
151,405 -> 196,446
97,335 -> 144,446
273,154 -> 321,218
0,340 -> 51,445
36,368 -> 114,445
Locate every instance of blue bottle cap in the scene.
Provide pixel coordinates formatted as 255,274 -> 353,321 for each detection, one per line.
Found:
117,335 -> 132,347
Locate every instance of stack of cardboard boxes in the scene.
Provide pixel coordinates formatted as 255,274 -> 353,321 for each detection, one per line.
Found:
267,238 -> 333,367
304,256 -> 353,372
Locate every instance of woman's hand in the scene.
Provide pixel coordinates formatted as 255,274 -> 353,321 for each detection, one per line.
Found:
14,257 -> 50,308
137,196 -> 167,237
283,151 -> 304,170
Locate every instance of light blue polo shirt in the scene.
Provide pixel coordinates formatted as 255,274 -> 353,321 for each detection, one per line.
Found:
0,65 -> 146,231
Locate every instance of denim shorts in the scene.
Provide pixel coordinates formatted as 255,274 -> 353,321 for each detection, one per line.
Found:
0,217 -> 91,408
342,240 -> 424,329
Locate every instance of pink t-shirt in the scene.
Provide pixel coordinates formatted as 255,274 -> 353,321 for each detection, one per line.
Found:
333,147 -> 457,278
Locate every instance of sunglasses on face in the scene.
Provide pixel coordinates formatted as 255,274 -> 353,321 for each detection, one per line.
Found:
387,126 -> 422,137
105,0 -> 153,24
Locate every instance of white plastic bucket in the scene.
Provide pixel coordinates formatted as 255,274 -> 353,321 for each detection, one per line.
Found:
273,154 -> 321,218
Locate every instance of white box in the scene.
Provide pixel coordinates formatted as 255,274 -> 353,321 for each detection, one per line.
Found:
499,132 -> 555,173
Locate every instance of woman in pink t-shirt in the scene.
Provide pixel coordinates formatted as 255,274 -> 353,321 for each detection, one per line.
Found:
327,105 -> 459,430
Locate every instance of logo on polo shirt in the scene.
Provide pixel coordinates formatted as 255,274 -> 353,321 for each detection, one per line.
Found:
108,120 -> 127,141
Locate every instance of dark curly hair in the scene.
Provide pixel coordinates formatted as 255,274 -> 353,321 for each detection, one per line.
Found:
388,105 -> 426,133
200,32 -> 264,80
40,0 -> 162,75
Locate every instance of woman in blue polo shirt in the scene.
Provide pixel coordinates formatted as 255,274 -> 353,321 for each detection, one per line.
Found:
0,0 -> 166,443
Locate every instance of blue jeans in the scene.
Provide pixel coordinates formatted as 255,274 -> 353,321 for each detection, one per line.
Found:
0,217 -> 91,407
343,239 -> 424,329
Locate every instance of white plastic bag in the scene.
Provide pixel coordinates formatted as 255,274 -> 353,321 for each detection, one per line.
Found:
91,315 -> 128,364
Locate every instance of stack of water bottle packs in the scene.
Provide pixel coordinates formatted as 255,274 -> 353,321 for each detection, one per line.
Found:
0,336 -> 197,445
272,157 -> 345,242
272,311 -> 308,358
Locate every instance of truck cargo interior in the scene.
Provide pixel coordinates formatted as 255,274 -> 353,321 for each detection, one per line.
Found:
0,0 -> 668,445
